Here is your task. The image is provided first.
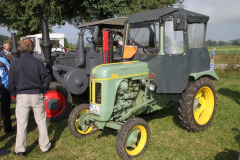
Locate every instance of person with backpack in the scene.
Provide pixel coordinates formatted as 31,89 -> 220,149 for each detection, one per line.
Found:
0,57 -> 12,134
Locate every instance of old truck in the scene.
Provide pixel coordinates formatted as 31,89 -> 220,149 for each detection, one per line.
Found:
68,8 -> 219,159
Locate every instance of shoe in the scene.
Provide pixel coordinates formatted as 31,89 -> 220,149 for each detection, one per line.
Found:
42,147 -> 51,153
0,149 -> 10,157
4,129 -> 13,134
13,151 -> 26,157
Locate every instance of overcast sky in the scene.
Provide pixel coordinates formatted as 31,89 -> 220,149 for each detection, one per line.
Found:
0,0 -> 240,43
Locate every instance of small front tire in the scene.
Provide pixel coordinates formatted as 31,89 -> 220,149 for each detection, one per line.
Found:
68,104 -> 96,138
116,117 -> 150,160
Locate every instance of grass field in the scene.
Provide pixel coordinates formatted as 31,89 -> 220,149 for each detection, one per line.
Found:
209,46 -> 240,55
208,45 -> 240,65
0,68 -> 240,160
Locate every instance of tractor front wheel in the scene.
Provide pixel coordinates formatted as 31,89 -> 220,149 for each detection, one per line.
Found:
116,117 -> 150,160
178,77 -> 217,132
68,104 -> 96,138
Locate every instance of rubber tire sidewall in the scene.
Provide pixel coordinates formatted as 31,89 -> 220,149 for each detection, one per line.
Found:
116,117 -> 150,160
46,82 -> 72,122
68,104 -> 96,138
179,77 -> 217,132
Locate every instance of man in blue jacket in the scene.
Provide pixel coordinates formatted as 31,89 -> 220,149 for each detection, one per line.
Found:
0,57 -> 12,134
8,38 -> 51,157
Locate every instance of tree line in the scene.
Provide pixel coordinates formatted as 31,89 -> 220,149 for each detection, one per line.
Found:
207,39 -> 240,46
0,0 -> 184,38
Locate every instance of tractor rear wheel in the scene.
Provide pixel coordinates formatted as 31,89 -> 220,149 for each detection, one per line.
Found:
116,117 -> 150,160
68,104 -> 96,138
178,77 -> 217,132
44,82 -> 72,122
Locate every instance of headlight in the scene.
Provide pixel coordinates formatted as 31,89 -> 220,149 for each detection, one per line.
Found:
91,74 -> 97,79
141,78 -> 147,85
149,83 -> 156,91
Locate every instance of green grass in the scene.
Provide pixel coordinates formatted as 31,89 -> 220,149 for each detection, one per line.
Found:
208,46 -> 240,65
1,69 -> 240,160
209,45 -> 240,55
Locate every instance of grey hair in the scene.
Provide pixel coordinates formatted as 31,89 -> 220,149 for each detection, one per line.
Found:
3,42 -> 10,47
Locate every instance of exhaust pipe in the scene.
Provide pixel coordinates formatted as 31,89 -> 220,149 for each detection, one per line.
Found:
40,18 -> 53,65
10,33 -> 20,58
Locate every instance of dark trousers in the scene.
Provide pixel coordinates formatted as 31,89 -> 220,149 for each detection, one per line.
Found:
1,90 -> 12,133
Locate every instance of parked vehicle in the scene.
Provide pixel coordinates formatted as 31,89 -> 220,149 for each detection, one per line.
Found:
20,33 -> 66,62
45,17 -> 127,122
68,8 -> 219,159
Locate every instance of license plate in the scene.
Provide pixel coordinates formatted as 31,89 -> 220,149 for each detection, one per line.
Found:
90,104 -> 100,114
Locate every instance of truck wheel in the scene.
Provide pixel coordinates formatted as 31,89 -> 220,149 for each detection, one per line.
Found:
68,104 -> 96,138
116,117 -> 150,160
179,77 -> 217,132
44,82 -> 72,122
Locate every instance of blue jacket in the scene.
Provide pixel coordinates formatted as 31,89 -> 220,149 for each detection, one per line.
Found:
0,57 -> 10,94
8,52 -> 50,97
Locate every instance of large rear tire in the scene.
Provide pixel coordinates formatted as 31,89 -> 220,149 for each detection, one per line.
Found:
116,117 -> 150,160
178,77 -> 217,132
44,82 -> 72,122
68,104 -> 96,138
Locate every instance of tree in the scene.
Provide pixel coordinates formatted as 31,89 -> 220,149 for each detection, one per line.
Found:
0,0 -> 184,38
212,40 -> 217,46
64,38 -> 69,48
218,41 -> 225,46
207,39 -> 213,46
232,40 -> 240,46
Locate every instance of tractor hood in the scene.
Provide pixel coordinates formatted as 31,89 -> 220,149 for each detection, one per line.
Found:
90,61 -> 149,80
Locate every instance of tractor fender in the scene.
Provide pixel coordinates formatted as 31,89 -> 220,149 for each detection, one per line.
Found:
189,70 -> 219,81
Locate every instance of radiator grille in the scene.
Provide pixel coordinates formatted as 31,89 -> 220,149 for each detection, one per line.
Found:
95,83 -> 102,104
89,82 -> 92,103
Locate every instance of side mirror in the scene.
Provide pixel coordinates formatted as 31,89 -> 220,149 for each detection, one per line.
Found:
173,13 -> 187,31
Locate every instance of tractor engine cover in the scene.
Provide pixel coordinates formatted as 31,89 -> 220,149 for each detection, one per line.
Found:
64,69 -> 88,95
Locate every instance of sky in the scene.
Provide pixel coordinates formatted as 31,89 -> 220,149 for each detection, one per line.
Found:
0,0 -> 240,43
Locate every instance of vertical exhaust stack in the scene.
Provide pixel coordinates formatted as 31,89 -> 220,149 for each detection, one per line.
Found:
40,19 -> 53,65
11,33 -> 20,58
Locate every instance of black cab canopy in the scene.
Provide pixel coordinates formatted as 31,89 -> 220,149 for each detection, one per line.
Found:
77,17 -> 128,29
125,8 -> 209,24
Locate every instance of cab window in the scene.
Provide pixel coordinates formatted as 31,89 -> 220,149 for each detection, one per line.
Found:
188,23 -> 206,49
164,19 -> 184,55
128,21 -> 159,54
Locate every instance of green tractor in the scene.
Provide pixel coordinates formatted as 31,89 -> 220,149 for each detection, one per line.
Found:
68,8 -> 219,159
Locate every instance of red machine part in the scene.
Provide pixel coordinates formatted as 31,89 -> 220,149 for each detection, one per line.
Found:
44,90 -> 66,118
103,30 -> 109,64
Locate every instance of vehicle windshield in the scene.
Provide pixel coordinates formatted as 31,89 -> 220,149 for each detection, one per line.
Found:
81,27 -> 95,48
128,21 -> 159,54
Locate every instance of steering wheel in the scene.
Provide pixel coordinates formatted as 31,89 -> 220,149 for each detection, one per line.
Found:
52,42 -> 64,54
86,37 -> 92,43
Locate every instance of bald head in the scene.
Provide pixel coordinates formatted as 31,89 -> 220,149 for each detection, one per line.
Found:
18,38 -> 35,53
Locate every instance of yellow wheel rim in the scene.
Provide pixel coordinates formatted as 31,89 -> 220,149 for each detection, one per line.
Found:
126,125 -> 147,156
193,86 -> 214,125
75,109 -> 92,134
